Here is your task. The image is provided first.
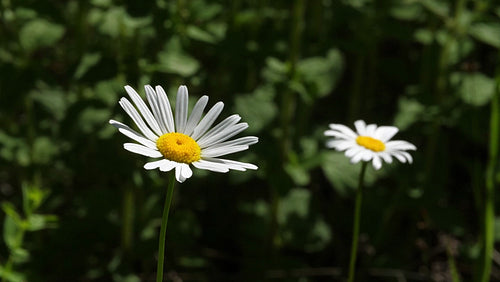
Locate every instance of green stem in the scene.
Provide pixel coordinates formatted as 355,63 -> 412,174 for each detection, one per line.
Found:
1,257 -> 13,282
477,56 -> 500,282
156,172 -> 176,282
347,162 -> 368,282
279,0 -> 305,160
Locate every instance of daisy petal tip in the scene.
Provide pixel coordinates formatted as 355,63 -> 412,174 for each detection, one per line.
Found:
124,85 -> 136,93
248,164 -> 258,170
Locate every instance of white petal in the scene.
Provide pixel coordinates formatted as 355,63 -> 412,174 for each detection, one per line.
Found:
156,86 -> 175,133
214,158 -> 258,170
195,157 -> 257,172
192,159 -> 230,173
124,143 -> 162,158
345,146 -> 364,157
145,85 -> 168,134
324,130 -> 355,140
372,155 -> 382,170
201,145 -> 249,158
374,126 -> 398,142
361,150 -> 372,161
327,124 -> 358,139
354,120 -> 367,135
399,151 -> 413,163
390,151 -> 407,163
119,98 -> 159,141
184,96 -> 209,136
379,152 -> 393,164
327,140 -> 355,151
109,120 -> 157,149
124,85 -> 162,136
196,114 -> 240,144
175,165 -> 186,183
180,163 -> 193,179
175,85 -> 189,133
197,123 -> 248,148
144,159 -> 168,170
191,102 -> 224,140
385,140 -> 417,151
159,160 -> 178,172
351,150 -> 372,163
365,124 -> 377,136
204,136 -> 258,149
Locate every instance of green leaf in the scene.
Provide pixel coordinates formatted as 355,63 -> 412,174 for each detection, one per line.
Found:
451,72 -> 495,106
11,248 -> 29,264
14,8 -> 37,20
2,202 -> 22,224
419,0 -> 449,18
156,38 -> 200,77
206,22 -> 227,40
26,214 -> 58,231
32,137 -> 59,165
297,49 -> 344,99
234,85 -> 277,133
390,3 -> 423,21
414,29 -> 434,45
394,97 -> 425,130
3,215 -> 21,250
74,53 -> 102,80
30,83 -> 67,121
98,7 -> 151,38
277,188 -> 310,225
284,162 -> 310,186
19,19 -> 64,52
0,265 -> 25,282
262,57 -> 288,83
321,152 -> 378,196
23,183 -> 48,213
91,0 -> 112,7
469,23 -> 500,48
305,218 -> 332,252
0,131 -> 24,162
186,25 -> 217,44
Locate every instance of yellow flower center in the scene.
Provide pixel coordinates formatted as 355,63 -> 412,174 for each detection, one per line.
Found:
356,136 -> 385,152
156,132 -> 201,164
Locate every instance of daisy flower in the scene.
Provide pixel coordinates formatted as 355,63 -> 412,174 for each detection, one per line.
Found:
109,85 -> 258,183
324,120 -> 416,170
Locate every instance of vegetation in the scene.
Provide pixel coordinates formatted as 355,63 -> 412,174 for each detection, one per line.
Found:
1,0 -> 500,281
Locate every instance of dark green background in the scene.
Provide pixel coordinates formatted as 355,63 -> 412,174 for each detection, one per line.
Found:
1,0 -> 499,281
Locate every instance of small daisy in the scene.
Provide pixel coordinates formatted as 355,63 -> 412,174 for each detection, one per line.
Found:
324,120 -> 416,170
110,85 -> 258,183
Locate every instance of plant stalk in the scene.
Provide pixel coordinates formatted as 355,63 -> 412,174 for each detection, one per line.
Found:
156,172 -> 176,282
347,162 -> 368,282
477,54 -> 500,282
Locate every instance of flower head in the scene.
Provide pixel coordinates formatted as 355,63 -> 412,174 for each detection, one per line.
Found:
324,120 -> 416,170
110,85 -> 258,182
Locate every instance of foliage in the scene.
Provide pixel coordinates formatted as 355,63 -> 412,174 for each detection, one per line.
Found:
0,0 -> 499,281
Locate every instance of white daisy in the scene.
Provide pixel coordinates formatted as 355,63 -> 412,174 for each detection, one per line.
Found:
324,120 -> 416,170
110,85 -> 258,183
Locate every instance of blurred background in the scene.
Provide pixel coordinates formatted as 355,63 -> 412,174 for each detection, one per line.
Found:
1,0 -> 499,281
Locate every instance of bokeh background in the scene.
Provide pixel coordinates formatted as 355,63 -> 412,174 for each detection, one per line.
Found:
1,0 -> 500,281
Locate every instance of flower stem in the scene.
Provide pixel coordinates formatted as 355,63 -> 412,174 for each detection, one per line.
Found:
477,55 -> 500,282
347,162 -> 368,282
156,172 -> 176,282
